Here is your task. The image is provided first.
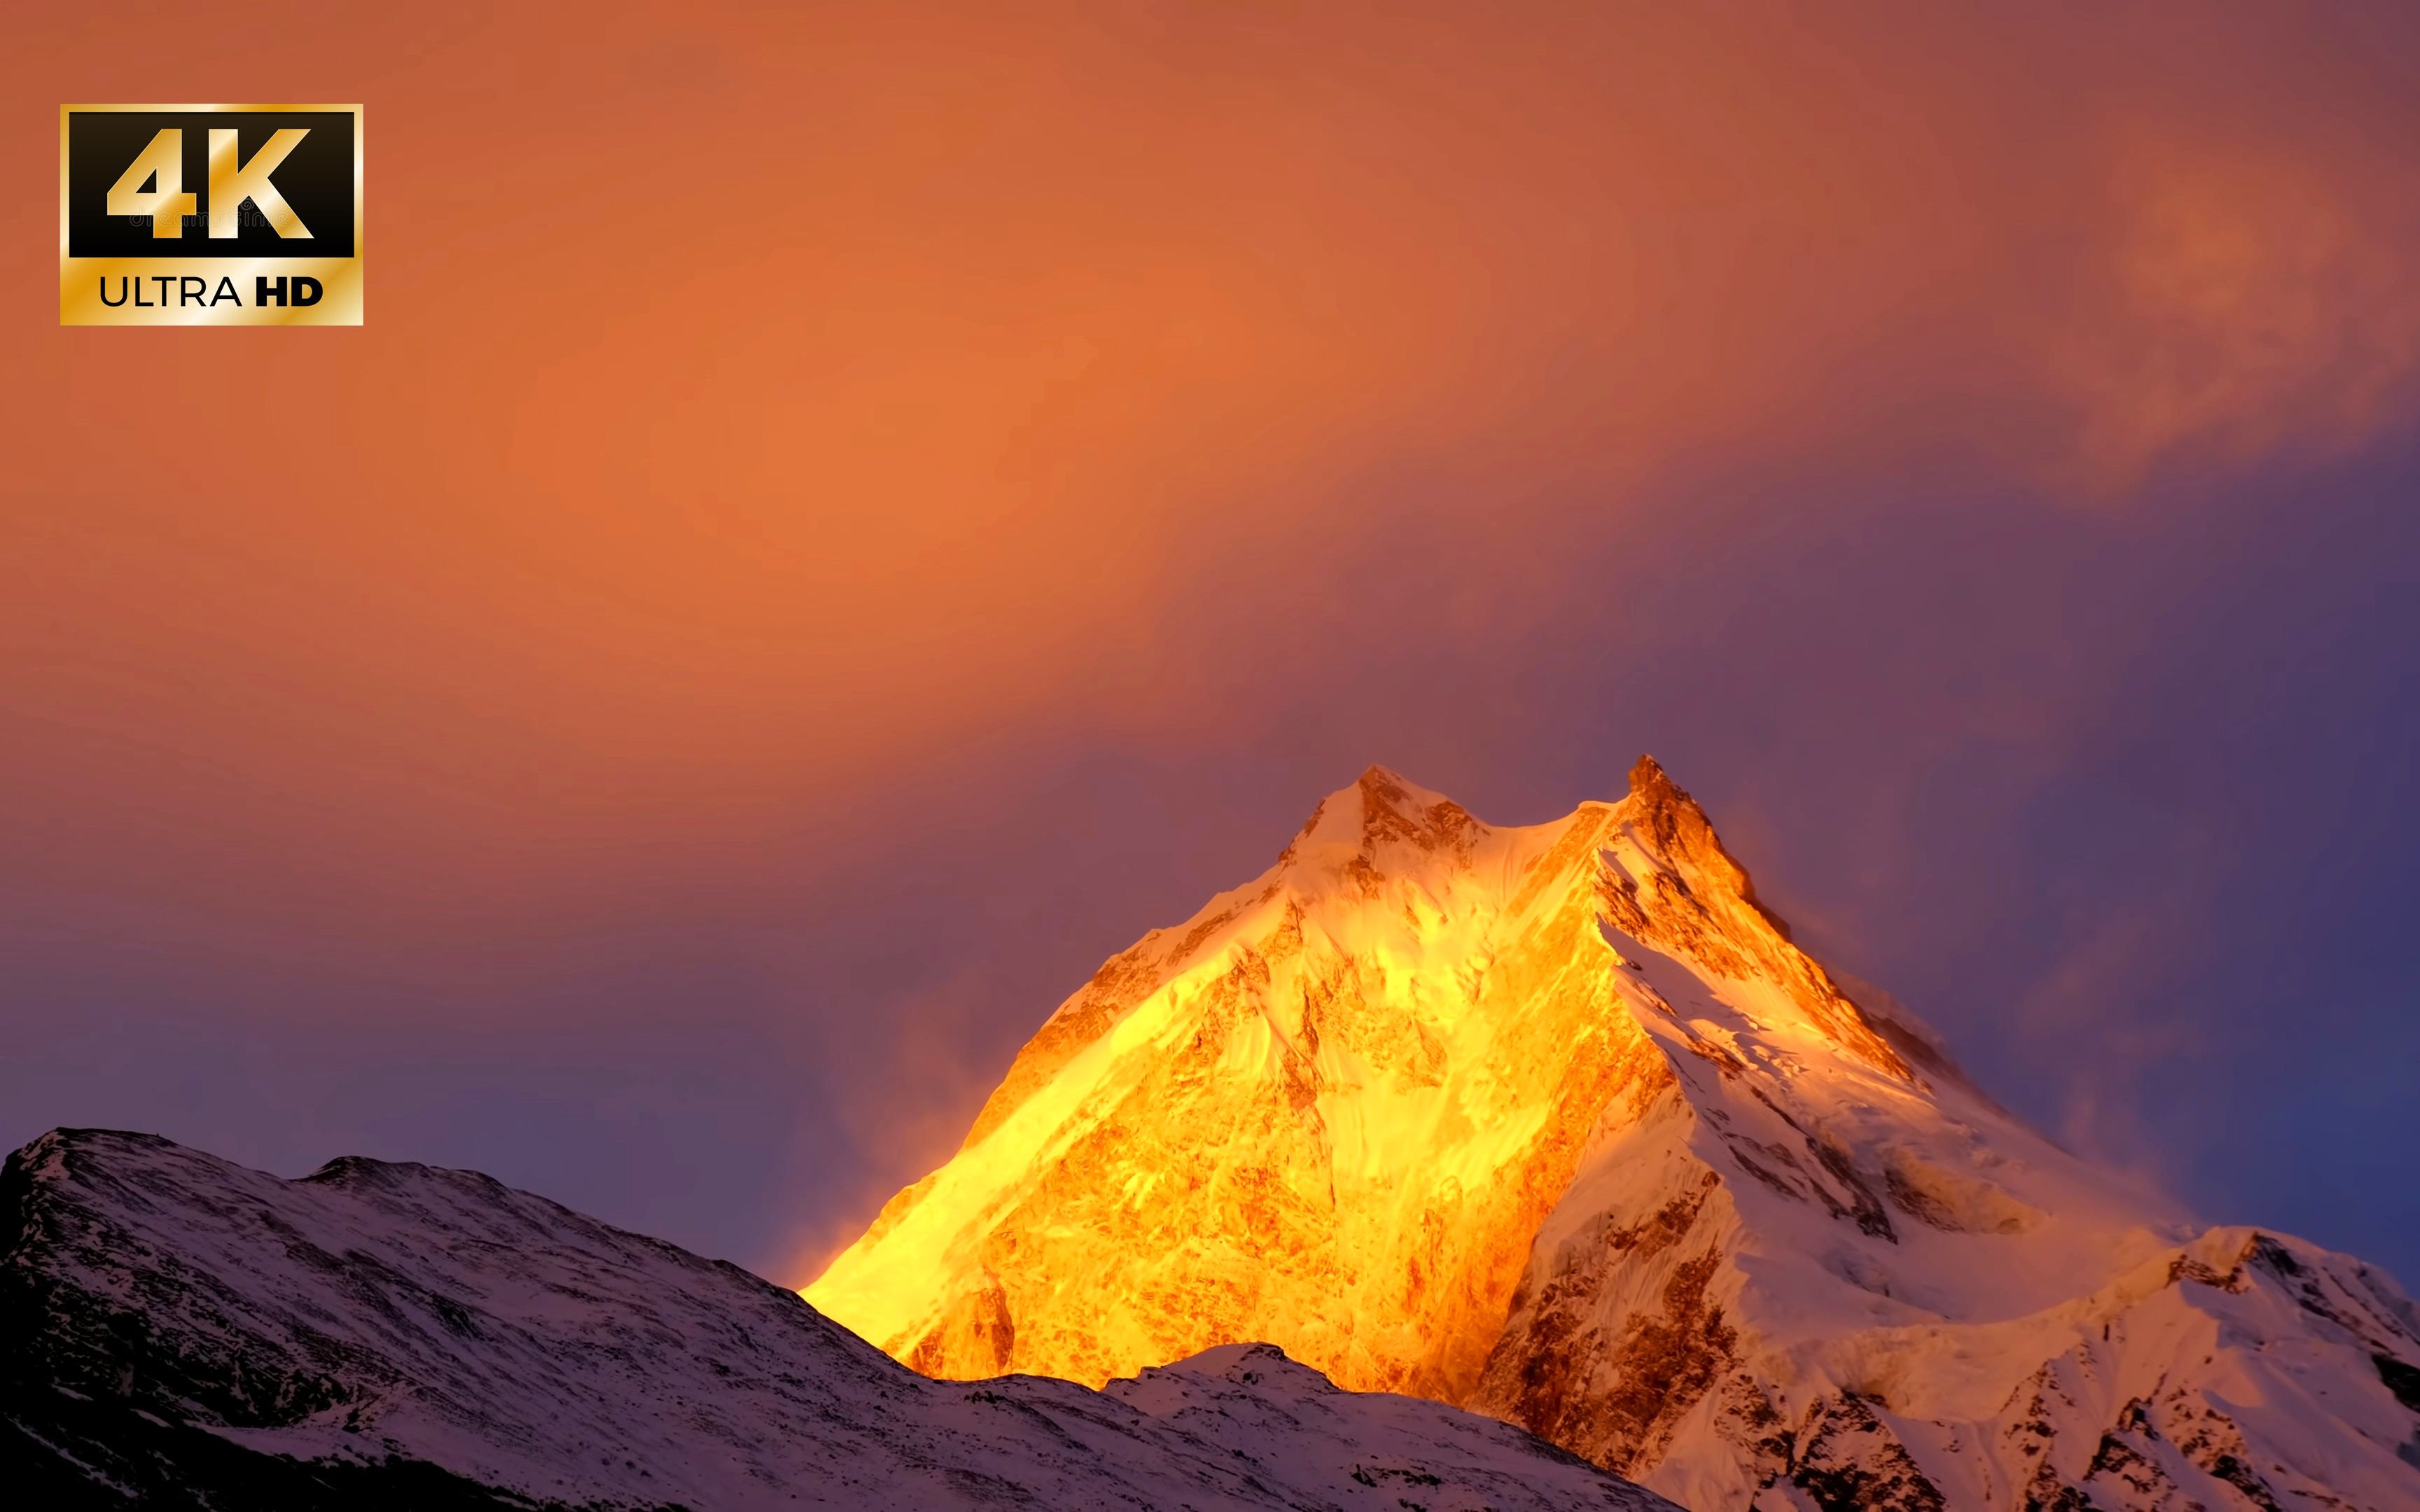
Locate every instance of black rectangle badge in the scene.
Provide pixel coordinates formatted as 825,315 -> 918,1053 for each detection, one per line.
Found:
60,104 -> 364,326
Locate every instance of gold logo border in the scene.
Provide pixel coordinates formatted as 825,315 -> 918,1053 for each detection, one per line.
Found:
60,103 -> 365,327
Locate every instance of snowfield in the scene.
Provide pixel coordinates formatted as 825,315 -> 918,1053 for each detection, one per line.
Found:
0,1126 -> 1676,1510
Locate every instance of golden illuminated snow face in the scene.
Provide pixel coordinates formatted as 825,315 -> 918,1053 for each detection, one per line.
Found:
807,760 -> 1898,1401
807,760 -> 2420,1512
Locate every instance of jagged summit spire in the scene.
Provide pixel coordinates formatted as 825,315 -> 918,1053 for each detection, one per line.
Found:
1280,764 -> 1472,870
1613,751 -> 1796,939
1349,762 -> 1453,808
1626,752 -> 1680,802
1622,753 -> 1720,834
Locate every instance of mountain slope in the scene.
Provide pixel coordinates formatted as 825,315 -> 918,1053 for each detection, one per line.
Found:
0,1127 -> 1677,1511
807,759 -> 2420,1511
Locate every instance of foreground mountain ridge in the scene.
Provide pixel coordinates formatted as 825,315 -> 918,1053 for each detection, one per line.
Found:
0,1126 -> 1678,1510
807,757 -> 2420,1511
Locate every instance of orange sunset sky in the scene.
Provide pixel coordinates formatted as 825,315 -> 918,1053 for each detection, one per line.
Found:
5,2 -> 2419,1284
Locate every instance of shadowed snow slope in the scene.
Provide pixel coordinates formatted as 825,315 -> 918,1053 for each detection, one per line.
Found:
0,1128 -> 1676,1511
808,758 -> 2420,1511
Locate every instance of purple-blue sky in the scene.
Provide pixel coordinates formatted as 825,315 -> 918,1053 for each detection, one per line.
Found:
4,2 -> 2417,1287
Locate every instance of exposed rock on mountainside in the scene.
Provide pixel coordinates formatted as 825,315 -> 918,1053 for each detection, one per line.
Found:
809,758 -> 2420,1511
0,1128 -> 1676,1511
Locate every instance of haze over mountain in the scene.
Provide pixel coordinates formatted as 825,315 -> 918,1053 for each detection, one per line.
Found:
0,1127 -> 1675,1511
809,759 -> 2420,1511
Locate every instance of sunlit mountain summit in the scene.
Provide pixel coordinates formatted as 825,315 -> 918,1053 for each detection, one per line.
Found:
809,758 -> 2420,1511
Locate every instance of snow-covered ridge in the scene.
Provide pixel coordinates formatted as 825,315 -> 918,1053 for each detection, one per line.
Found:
809,757 -> 2420,1511
0,1126 -> 1677,1510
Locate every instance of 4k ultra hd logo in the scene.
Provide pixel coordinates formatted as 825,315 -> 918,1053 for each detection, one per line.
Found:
60,104 -> 363,326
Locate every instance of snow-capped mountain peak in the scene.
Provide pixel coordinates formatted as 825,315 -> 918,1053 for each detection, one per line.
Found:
809,759 -> 2420,1511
